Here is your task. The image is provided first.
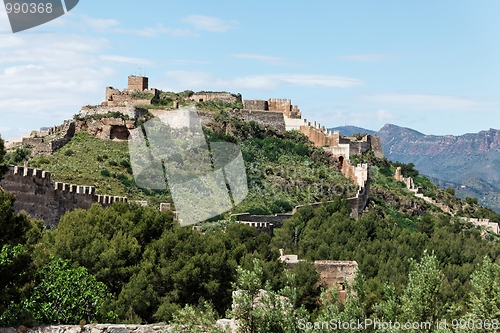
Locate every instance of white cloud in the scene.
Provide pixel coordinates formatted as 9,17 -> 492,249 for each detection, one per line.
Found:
0,32 -> 119,140
81,15 -> 120,32
182,15 -> 238,32
99,55 -> 156,66
113,23 -> 196,37
0,35 -> 26,49
335,53 -> 395,62
0,34 -> 109,66
311,108 -> 403,130
169,59 -> 212,65
230,53 -> 300,66
164,71 -> 364,91
364,92 -> 495,112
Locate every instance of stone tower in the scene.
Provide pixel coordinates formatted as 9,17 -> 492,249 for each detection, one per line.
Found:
128,76 -> 148,92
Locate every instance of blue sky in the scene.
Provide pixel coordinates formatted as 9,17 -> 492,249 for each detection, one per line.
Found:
0,1 -> 499,141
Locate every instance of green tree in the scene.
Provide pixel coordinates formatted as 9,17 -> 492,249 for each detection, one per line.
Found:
371,250 -> 443,332
170,302 -> 229,333
2,257 -> 115,324
0,135 -> 7,177
400,251 -> 443,326
467,256 -> 500,320
0,188 -> 42,319
230,258 -> 308,333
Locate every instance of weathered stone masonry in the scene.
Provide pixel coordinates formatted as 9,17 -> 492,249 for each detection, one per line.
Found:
0,166 -> 127,227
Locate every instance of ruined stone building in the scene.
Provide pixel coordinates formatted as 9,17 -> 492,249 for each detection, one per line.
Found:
103,75 -> 159,107
279,250 -> 358,302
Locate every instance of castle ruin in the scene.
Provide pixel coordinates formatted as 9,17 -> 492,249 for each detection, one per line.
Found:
103,75 -> 159,107
279,250 -> 358,302
2,76 -> 384,226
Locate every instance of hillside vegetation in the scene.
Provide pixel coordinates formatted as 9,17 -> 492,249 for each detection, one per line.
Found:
2,110 -> 500,331
16,110 -> 357,215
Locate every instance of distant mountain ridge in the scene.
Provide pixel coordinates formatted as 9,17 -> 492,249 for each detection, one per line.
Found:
329,124 -> 500,212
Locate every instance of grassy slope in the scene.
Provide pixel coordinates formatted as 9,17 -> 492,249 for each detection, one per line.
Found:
27,117 -> 357,217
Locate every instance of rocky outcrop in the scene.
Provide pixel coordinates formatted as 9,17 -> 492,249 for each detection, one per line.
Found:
371,187 -> 428,216
75,118 -> 136,141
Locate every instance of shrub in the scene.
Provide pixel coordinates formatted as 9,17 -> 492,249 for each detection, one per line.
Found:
64,149 -> 74,157
466,197 -> 479,205
120,159 -> 130,168
100,169 -> 111,177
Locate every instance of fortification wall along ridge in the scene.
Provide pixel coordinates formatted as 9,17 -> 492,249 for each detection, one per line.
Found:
191,92 -> 242,103
79,105 -> 149,120
232,213 -> 294,235
4,76 -> 385,226
0,166 -> 128,227
197,109 -> 287,132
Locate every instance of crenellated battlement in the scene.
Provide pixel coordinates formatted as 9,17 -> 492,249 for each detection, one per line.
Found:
96,194 -> 128,205
13,166 -> 51,180
1,165 -> 130,227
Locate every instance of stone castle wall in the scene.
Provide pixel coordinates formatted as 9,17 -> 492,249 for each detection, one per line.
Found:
80,106 -> 148,120
267,98 -> 301,119
243,99 -> 268,111
29,120 -> 76,155
191,92 -> 242,103
0,166 -> 127,227
198,109 -> 286,132
232,213 -> 293,235
128,75 -> 148,91
103,76 -> 158,107
280,252 -> 358,302
234,109 -> 286,132
314,260 -> 358,301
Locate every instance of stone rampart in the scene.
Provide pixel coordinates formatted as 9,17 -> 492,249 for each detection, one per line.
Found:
233,109 -> 286,132
191,92 -> 242,103
233,213 -> 293,228
79,106 -> 148,120
31,120 -> 76,155
0,166 -> 127,227
461,217 -> 499,234
243,99 -> 268,110
268,98 -> 301,118
291,164 -> 369,219
233,213 -> 293,235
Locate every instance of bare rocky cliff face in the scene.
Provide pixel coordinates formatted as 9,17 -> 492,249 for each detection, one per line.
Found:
378,124 -> 500,157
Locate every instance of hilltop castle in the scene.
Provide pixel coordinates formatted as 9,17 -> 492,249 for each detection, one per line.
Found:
2,76 -> 384,225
